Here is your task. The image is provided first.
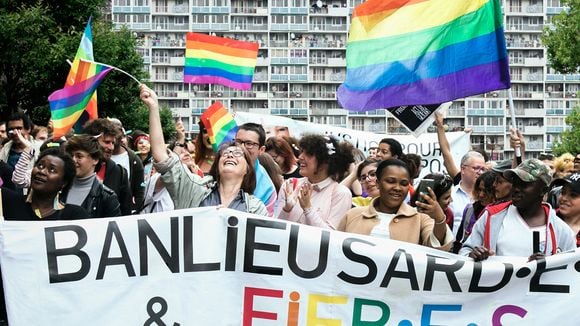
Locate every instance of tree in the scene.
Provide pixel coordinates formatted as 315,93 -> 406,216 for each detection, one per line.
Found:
552,106 -> 580,155
0,1 -> 148,130
131,105 -> 177,143
541,0 -> 580,73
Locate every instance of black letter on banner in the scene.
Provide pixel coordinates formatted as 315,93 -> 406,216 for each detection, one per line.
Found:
244,218 -> 286,275
183,215 -> 220,272
138,217 -> 179,276
45,225 -> 90,283
287,224 -> 329,278
96,221 -> 135,279
337,237 -> 377,285
423,255 -> 464,292
225,216 -> 239,272
380,249 -> 419,290
529,259 -> 569,293
468,262 -> 513,292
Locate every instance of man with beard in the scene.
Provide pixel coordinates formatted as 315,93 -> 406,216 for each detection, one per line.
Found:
83,119 -> 132,216
460,159 -> 575,261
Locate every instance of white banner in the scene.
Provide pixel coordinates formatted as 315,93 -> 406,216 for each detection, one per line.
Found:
234,112 -> 470,178
1,208 -> 579,325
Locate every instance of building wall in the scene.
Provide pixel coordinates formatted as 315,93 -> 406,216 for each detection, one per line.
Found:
111,0 -> 579,160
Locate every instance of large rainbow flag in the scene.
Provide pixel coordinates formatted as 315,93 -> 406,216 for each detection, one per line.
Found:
184,33 -> 259,90
65,17 -> 99,136
200,101 -> 238,152
49,60 -> 112,132
337,0 -> 511,111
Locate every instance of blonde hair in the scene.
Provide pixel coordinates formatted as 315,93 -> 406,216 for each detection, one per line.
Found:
553,153 -> 574,178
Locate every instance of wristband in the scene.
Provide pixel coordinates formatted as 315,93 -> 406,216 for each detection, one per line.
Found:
435,217 -> 447,225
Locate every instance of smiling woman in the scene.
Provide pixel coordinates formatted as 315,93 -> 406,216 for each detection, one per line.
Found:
141,84 -> 267,216
338,159 -> 453,251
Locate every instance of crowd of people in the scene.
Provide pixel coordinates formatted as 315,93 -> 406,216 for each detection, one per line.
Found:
0,85 -> 578,322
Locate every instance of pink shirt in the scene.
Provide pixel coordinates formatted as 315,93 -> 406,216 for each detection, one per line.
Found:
276,177 -> 352,230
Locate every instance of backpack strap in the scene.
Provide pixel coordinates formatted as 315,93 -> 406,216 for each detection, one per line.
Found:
483,200 -> 512,249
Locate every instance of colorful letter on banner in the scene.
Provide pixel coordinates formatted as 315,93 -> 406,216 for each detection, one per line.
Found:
200,101 -> 238,152
49,60 -> 112,132
64,16 -> 99,137
0,207 -> 578,325
184,32 -> 259,90
337,0 -> 511,111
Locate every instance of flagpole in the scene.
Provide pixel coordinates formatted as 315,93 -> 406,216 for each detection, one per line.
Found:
507,88 -> 522,163
74,59 -> 142,85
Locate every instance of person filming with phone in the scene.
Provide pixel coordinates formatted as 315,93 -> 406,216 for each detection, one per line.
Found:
338,159 -> 453,251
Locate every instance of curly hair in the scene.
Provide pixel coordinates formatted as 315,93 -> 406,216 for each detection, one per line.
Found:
83,118 -> 120,139
35,147 -> 76,194
299,134 -> 354,181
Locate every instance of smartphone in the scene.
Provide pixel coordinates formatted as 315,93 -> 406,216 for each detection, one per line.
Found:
416,179 -> 435,203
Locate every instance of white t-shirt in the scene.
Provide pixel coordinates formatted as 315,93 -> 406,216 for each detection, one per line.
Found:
112,151 -> 131,179
496,205 -> 546,256
370,212 -> 396,239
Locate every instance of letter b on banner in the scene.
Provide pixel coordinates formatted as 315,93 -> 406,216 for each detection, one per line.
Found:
45,225 -> 90,283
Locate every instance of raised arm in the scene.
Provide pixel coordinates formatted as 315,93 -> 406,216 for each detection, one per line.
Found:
140,84 -> 168,163
435,112 -> 460,178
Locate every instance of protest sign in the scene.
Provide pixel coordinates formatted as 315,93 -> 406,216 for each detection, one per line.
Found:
234,112 -> 470,178
0,208 -> 578,325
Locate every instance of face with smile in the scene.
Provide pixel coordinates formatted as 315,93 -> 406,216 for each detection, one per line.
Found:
97,134 -> 116,160
31,155 -> 66,195
377,165 -> 410,213
359,164 -> 379,198
558,185 -> 580,220
218,146 -> 248,177
71,150 -> 99,178
137,139 -> 150,154
298,150 -> 323,181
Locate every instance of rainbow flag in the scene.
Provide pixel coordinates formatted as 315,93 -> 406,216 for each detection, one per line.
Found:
337,0 -> 511,111
49,60 -> 112,135
200,101 -> 238,152
65,17 -> 99,134
184,32 -> 259,90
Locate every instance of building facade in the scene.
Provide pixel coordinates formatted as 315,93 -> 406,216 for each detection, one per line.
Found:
111,0 -> 579,160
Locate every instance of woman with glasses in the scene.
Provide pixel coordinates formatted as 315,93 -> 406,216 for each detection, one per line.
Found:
276,134 -> 354,229
339,159 -> 453,250
350,158 -> 381,207
141,85 -> 267,215
265,136 -> 301,179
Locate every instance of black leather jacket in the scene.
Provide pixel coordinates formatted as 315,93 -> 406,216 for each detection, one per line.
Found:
63,178 -> 121,218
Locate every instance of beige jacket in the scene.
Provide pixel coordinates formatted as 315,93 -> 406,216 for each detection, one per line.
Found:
338,198 -> 453,251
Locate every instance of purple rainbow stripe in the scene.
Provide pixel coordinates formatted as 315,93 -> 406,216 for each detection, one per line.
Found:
185,75 -> 252,91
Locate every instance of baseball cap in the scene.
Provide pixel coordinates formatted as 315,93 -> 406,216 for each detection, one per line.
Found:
503,159 -> 552,186
551,172 -> 580,194
491,160 -> 512,174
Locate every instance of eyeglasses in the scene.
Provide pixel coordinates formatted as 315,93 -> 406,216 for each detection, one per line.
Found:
359,171 -> 377,183
222,148 -> 244,158
463,165 -> 486,173
234,139 -> 260,149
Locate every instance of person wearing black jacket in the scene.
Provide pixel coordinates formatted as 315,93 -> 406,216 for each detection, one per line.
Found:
82,119 -> 133,216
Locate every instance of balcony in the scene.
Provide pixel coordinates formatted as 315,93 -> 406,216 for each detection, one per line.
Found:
271,23 -> 308,31
546,108 -> 573,115
506,24 -> 544,32
154,5 -> 189,14
191,6 -> 230,14
523,125 -> 545,134
505,5 -> 544,14
152,23 -> 189,31
546,7 -> 565,14
447,108 -> 465,116
270,7 -> 309,14
546,74 -> 580,82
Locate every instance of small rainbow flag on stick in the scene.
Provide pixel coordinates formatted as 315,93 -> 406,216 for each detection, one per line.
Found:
338,0 -> 511,111
200,101 -> 238,152
66,17 -> 99,133
49,60 -> 112,136
184,33 -> 259,90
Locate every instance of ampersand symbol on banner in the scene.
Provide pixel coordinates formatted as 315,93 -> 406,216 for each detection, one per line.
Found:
144,296 -> 180,326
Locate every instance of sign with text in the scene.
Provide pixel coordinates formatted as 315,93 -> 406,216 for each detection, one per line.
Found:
1,208 -> 579,325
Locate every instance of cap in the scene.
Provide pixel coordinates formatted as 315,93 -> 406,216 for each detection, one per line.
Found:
491,160 -> 512,174
551,172 -> 580,194
503,159 -> 552,186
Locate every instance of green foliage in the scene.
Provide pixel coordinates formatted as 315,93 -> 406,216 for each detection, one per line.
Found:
0,1 -> 147,131
552,105 -> 580,155
541,0 -> 580,73
130,105 -> 177,142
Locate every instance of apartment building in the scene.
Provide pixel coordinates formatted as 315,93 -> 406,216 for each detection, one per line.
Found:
111,0 -> 579,159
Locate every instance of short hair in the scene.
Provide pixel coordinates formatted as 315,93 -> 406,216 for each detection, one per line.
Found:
83,118 -> 120,138
31,126 -> 48,138
299,134 -> 354,181
265,136 -> 296,173
376,159 -> 409,181
356,158 -> 381,179
209,142 -> 256,194
410,173 -> 453,205
379,138 -> 403,158
460,151 -> 485,166
64,134 -> 103,161
7,111 -> 33,130
400,153 -> 422,179
35,147 -> 76,193
238,123 -> 266,147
